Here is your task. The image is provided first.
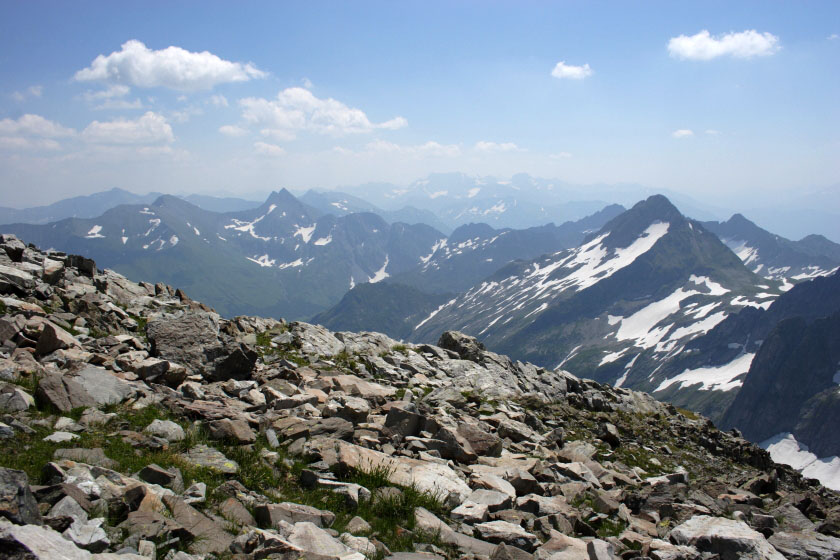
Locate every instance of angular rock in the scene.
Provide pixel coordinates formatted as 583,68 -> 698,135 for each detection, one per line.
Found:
308,438 -> 471,505
287,521 -> 365,560
179,444 -> 239,474
143,419 -> 185,442
0,385 -> 34,412
73,366 -> 133,406
0,468 -> 42,525
255,501 -> 336,528
162,494 -> 233,555
36,372 -> 97,412
768,531 -> 840,560
384,402 -> 424,438
0,521 -> 91,560
64,517 -> 109,552
218,497 -> 256,527
458,422 -> 503,457
208,418 -> 256,444
35,321 -> 80,356
474,520 -> 540,552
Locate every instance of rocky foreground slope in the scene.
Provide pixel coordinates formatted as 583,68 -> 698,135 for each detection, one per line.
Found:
1,233 -> 839,560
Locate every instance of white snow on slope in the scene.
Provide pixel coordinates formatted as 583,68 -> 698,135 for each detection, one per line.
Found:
368,256 -> 390,283
728,241 -> 759,266
792,265 -> 839,281
85,225 -> 104,239
655,352 -> 755,393
313,235 -> 332,246
731,296 -> 773,310
468,187 -> 480,198
294,224 -> 316,243
762,433 -> 840,491
614,287 -> 698,349
429,190 -> 448,199
277,259 -> 304,269
144,219 -> 161,237
415,298 -> 458,330
419,239 -> 447,264
247,254 -> 276,267
224,213 -> 271,241
689,275 -> 729,295
193,227 -> 200,236
169,235 -> 179,247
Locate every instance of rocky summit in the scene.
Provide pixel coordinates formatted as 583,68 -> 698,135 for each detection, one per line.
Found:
0,232 -> 839,560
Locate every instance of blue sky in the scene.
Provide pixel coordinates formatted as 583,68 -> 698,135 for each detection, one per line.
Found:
0,1 -> 838,209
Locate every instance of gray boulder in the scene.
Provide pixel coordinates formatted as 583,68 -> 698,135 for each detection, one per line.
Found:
0,468 -> 42,525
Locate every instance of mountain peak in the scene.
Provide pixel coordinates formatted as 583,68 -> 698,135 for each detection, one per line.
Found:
596,194 -> 684,249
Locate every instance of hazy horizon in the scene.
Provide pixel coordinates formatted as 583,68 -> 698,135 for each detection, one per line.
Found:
1,1 -> 838,233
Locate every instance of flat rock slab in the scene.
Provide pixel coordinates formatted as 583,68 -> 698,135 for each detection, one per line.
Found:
669,515 -> 785,560
73,366 -> 133,406
0,521 -> 91,560
179,445 -> 239,474
308,437 -> 471,504
36,372 -> 97,413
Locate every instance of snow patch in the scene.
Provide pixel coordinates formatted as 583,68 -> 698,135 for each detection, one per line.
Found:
615,287 -> 698,349
414,298 -> 457,330
224,214 -> 271,241
193,226 -> 200,236
313,235 -> 332,246
169,235 -> 179,246
144,219 -> 161,237
762,433 -> 840,491
294,224 -> 316,243
467,187 -> 480,198
247,254 -> 276,267
428,190 -> 448,199
419,239 -> 447,264
689,275 -> 729,296
368,256 -> 390,283
277,259 -> 304,269
85,225 -> 105,239
655,353 -> 755,393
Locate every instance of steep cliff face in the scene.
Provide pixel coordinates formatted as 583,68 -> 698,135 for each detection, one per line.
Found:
722,311 -> 840,456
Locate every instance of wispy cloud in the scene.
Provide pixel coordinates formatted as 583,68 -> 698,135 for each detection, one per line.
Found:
81,112 -> 174,144
11,85 -> 43,102
474,141 -> 522,153
239,87 -> 407,140
672,129 -> 694,138
551,61 -> 593,80
668,30 -> 780,60
219,125 -> 248,137
254,141 -> 286,156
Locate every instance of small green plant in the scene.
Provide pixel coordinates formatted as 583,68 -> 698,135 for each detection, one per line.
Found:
391,344 -> 409,355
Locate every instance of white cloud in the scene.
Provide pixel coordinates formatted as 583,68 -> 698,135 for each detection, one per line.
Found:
474,141 -> 522,153
74,40 -> 266,91
668,30 -> 780,60
239,87 -> 408,139
672,129 -> 694,138
705,129 -> 720,136
549,152 -> 572,159
208,94 -> 229,107
828,34 -> 839,41
169,106 -> 204,123
0,114 -> 76,138
254,141 -> 286,156
551,61 -> 593,80
302,77 -> 314,89
0,137 -> 61,150
82,84 -> 143,110
81,111 -> 174,144
0,114 -> 74,152
219,125 -> 248,137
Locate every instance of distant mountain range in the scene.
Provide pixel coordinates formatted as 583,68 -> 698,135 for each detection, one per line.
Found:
5,185 -> 840,487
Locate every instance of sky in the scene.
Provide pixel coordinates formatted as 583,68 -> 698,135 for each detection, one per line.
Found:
0,1 -> 838,210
